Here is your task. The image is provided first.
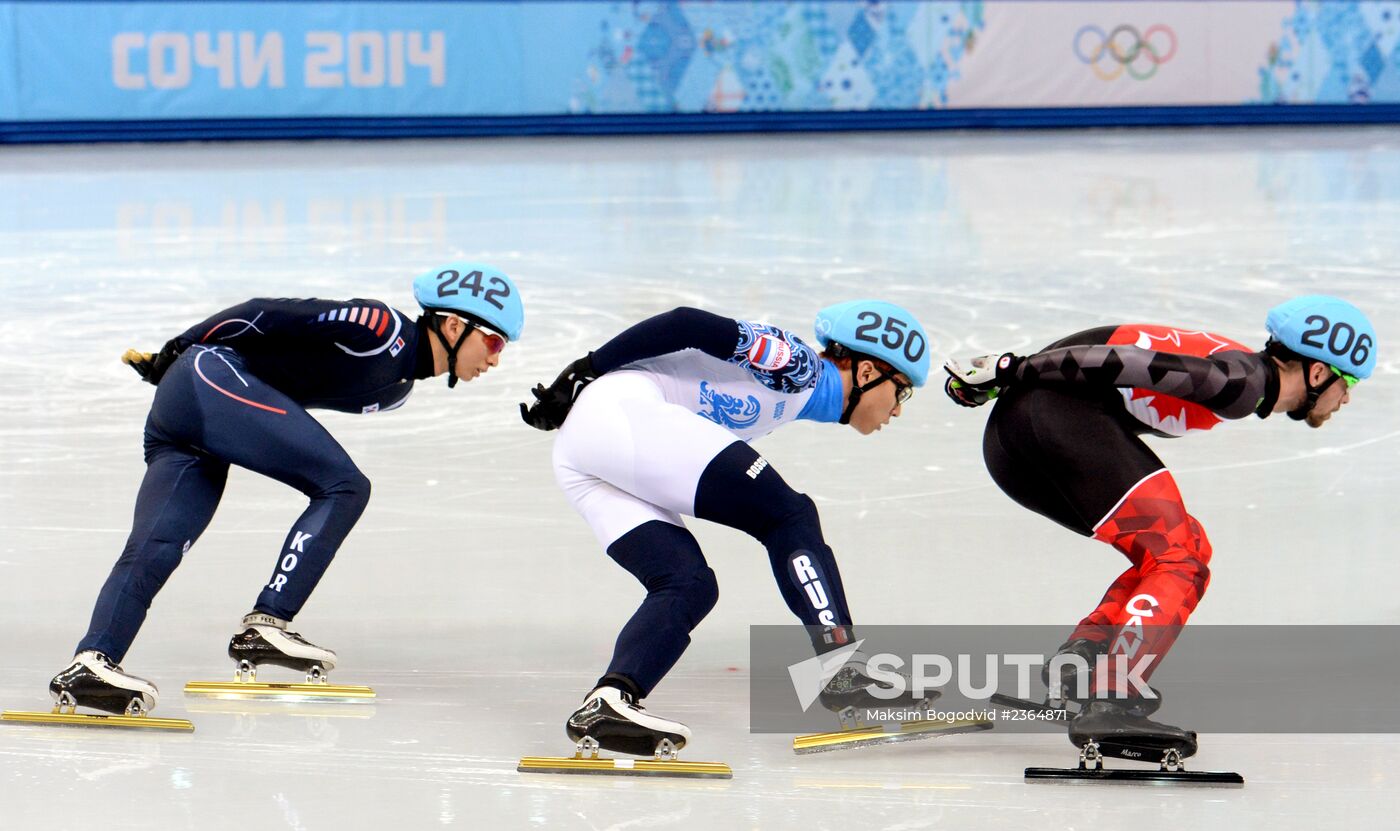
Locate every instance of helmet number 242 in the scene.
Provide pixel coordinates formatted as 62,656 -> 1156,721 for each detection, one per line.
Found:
435,269 -> 512,311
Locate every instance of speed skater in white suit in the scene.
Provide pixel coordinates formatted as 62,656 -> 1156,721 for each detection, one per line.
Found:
519,302 -> 932,758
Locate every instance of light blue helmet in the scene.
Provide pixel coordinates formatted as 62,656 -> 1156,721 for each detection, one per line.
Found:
814,299 -> 931,387
1265,295 -> 1375,380
413,262 -> 523,341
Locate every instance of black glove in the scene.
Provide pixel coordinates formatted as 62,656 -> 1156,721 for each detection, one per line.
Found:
519,353 -> 599,431
943,352 -> 1020,408
121,338 -> 185,386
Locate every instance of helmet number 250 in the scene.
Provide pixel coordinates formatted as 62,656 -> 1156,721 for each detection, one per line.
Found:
853,311 -> 926,364
436,269 -> 511,311
1300,314 -> 1371,366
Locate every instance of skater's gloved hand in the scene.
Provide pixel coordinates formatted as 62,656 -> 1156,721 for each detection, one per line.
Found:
121,339 -> 184,386
943,353 -> 1020,408
519,353 -> 600,431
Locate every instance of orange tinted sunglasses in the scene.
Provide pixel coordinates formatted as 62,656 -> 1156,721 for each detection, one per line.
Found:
478,328 -> 506,355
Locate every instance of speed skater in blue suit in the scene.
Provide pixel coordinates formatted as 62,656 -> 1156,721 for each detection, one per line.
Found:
46,263 -> 524,718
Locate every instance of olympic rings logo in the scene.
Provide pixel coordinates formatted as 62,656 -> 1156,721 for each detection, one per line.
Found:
1073,24 -> 1177,81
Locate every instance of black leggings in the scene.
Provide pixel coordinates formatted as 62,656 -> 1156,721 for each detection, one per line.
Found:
983,385 -> 1164,536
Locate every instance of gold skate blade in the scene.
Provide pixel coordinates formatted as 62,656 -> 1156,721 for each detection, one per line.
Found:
182,680 -> 375,703
2,709 -> 194,732
793,717 -> 992,754
517,755 -> 733,779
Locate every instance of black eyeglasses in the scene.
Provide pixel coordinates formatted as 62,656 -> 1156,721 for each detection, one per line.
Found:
859,368 -> 915,406
891,377 -> 914,405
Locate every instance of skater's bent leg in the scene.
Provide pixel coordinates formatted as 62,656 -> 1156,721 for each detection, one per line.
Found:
177,349 -> 372,622
600,521 -> 718,698
984,387 -> 1182,655
77,444 -> 228,662
1091,470 -> 1213,692
1068,563 -> 1143,644
694,442 -> 853,652
249,459 -> 370,620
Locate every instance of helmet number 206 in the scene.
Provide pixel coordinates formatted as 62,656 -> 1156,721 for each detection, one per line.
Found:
436,269 -> 511,311
853,311 -> 926,364
1300,314 -> 1371,366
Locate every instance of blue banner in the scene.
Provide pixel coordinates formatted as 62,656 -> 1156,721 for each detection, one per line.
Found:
8,2 -> 529,118
2,1 -> 1399,140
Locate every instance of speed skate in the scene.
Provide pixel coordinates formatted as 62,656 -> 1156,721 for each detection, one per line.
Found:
793,659 -> 991,754
183,615 -> 375,704
519,685 -> 732,779
991,693 -> 1243,785
3,651 -> 193,732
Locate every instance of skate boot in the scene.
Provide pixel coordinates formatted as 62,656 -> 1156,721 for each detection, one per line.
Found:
1040,638 -> 1163,717
0,652 -> 191,730
1069,699 -> 1197,762
520,685 -> 729,778
227,612 -> 337,683
48,651 -> 158,716
818,650 -> 939,724
565,685 -> 691,758
1042,638 -> 1104,705
184,614 -> 371,704
793,651 -> 989,754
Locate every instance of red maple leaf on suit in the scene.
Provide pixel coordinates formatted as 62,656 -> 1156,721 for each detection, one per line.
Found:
1108,326 -> 1249,435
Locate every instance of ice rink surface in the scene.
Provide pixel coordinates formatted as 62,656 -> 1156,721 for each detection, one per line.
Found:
2,127 -> 1398,829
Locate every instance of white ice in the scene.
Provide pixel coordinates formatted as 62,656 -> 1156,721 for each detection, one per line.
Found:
1,128 -> 1398,829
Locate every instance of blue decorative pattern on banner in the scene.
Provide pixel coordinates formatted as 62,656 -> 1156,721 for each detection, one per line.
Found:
574,1 -> 983,113
1261,2 -> 1400,103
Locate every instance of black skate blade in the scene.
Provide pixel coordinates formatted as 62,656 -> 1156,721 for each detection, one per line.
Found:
793,717 -> 992,754
1025,765 -> 1243,786
183,680 -> 375,703
2,709 -> 194,732
517,754 -> 732,779
989,693 -> 1074,725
